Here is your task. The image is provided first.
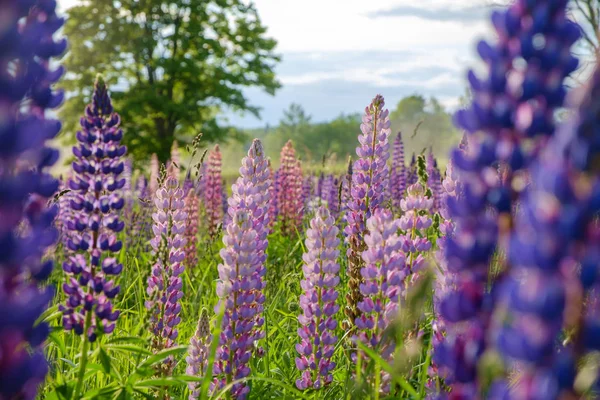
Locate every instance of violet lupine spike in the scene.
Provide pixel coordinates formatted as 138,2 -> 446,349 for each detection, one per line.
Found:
353,208 -> 406,394
490,67 -> 600,399
277,141 -> 304,237
61,76 -> 126,341
301,175 -> 313,211
146,176 -> 187,376
221,179 -> 230,227
328,176 -> 340,220
426,149 -> 442,212
429,157 -> 460,394
212,211 -> 261,399
149,153 -> 160,195
343,95 -> 391,329
390,132 -> 406,211
399,182 -> 433,279
0,1 -> 66,396
295,206 -> 340,390
205,145 -> 224,238
183,191 -> 199,269
226,139 -> 271,345
406,154 -> 418,185
437,1 -> 581,396
187,309 -> 211,399
57,178 -> 77,252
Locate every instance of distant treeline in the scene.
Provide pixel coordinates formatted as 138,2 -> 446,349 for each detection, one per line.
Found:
220,94 -> 463,176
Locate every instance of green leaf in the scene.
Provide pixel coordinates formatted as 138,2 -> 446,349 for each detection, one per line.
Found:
136,346 -> 187,370
99,346 -> 112,374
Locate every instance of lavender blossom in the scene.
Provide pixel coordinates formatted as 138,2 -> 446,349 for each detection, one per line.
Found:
0,1 -> 66,396
61,76 -> 126,341
146,176 -> 187,376
406,154 -> 417,186
187,309 -> 211,399
212,139 -> 271,398
426,149 -> 442,212
295,207 -> 340,390
353,208 -> 406,394
212,211 -> 260,399
205,145 -> 223,237
277,140 -> 304,236
390,132 -> 406,211
344,95 -> 391,327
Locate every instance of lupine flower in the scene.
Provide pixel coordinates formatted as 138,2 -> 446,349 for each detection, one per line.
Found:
57,177 -> 76,251
491,66 -> 600,399
390,132 -> 406,211
406,154 -> 418,185
123,157 -> 134,216
353,208 -> 406,394
221,179 -> 229,226
277,140 -> 304,236
61,76 -> 126,341
184,191 -> 199,269
212,211 -> 260,399
187,309 -> 211,399
295,207 -> 340,390
437,0 -> 581,395
212,139 -> 271,399
301,175 -> 313,211
168,141 -> 181,180
146,176 -> 187,376
149,153 -> 160,194
344,95 -> 391,328
226,139 -> 271,344
399,182 -> 433,278
205,145 -> 223,237
0,1 -> 66,396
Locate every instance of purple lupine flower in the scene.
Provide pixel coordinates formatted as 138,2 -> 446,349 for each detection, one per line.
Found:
390,132 -> 406,211
146,176 -> 186,375
406,154 -> 418,186
295,206 -> 340,390
187,309 -> 211,399
57,177 -> 76,251
212,139 -> 271,399
205,145 -> 223,238
184,191 -> 199,269
0,1 -> 66,396
61,76 -> 126,341
301,175 -> 313,211
344,95 -> 391,328
226,139 -> 271,345
399,182 -> 433,277
316,173 -> 325,201
212,211 -> 260,399
491,66 -> 600,399
149,153 -> 160,195
353,208 -> 406,394
221,179 -> 229,226
328,176 -> 340,220
437,0 -> 581,395
277,141 -> 304,237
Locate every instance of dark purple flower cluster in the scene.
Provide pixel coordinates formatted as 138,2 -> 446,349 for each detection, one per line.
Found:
61,76 -> 126,341
0,1 -> 66,397
436,0 -> 582,395
390,132 -> 406,211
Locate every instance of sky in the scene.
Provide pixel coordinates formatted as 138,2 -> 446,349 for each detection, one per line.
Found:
59,0 -> 494,128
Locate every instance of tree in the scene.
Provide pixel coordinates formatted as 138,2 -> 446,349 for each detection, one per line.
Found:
60,0 -> 280,162
389,95 -> 426,121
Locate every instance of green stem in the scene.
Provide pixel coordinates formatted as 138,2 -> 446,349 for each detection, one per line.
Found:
73,311 -> 92,399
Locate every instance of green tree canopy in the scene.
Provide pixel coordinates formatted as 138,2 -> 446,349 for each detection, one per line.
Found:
60,0 -> 280,162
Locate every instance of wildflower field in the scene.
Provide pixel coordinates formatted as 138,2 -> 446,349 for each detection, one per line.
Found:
2,0 -> 600,399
